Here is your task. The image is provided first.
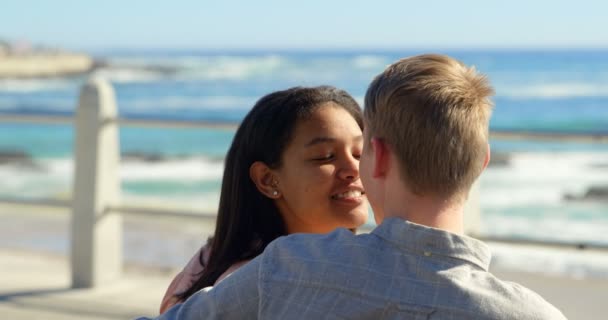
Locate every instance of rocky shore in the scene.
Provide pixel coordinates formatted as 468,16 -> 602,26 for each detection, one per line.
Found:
564,186 -> 608,202
0,39 -> 98,78
0,53 -> 96,78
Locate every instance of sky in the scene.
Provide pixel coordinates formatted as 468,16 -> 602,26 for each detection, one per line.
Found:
1,0 -> 607,51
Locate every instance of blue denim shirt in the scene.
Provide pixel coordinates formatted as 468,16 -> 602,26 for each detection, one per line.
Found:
140,218 -> 566,319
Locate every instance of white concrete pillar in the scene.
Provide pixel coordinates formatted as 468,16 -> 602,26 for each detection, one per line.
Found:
464,180 -> 482,237
70,77 -> 122,288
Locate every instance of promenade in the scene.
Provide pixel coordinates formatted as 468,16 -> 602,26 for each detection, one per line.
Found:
0,204 -> 212,320
0,205 -> 605,320
0,248 -> 168,320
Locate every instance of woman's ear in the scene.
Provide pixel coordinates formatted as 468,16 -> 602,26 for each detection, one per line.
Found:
249,161 -> 281,199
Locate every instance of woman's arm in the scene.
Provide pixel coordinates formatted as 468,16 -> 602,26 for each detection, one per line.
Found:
159,243 -> 210,314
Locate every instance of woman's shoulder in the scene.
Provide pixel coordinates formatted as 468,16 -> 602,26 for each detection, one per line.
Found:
165,241 -> 211,297
182,242 -> 211,277
159,241 -> 213,314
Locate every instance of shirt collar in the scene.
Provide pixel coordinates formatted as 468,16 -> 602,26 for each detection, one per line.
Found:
371,217 -> 491,271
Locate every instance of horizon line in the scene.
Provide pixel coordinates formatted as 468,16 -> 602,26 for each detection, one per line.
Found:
80,45 -> 608,54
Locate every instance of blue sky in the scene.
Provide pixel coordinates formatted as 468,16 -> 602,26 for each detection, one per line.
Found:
1,0 -> 607,50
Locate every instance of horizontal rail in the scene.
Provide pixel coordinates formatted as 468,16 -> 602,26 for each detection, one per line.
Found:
117,118 -> 238,130
1,196 -> 606,251
0,114 -> 74,125
0,196 -> 215,219
111,204 -> 217,220
0,196 -> 71,208
477,235 -> 608,252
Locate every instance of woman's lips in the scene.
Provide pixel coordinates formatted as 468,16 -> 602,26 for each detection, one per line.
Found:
331,190 -> 364,200
331,189 -> 366,204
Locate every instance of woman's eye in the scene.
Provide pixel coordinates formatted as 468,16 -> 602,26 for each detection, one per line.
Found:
313,154 -> 334,161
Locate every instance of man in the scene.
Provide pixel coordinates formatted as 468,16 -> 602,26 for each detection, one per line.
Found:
140,54 -> 566,319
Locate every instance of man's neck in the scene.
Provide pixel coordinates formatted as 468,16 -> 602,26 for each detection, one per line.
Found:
383,192 -> 465,235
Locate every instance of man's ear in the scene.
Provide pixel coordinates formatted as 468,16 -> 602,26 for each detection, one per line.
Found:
371,138 -> 389,178
482,143 -> 491,171
249,161 -> 281,199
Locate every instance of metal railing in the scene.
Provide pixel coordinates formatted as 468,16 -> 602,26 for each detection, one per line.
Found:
1,78 -> 607,288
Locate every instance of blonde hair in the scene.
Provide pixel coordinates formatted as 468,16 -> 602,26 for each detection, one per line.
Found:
364,54 -> 494,197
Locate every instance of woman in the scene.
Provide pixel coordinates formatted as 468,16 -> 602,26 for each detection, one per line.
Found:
160,86 -> 368,313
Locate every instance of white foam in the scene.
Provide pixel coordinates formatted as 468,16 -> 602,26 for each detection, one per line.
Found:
499,82 -> 608,99
103,55 -> 287,81
482,212 -> 608,245
480,152 -> 608,207
351,55 -> 388,69
489,242 -> 608,279
0,156 -> 223,198
0,158 -> 73,198
120,157 -> 223,181
186,55 -> 285,80
91,68 -> 164,83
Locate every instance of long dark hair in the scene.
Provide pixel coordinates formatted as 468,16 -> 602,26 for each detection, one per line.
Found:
178,85 -> 363,300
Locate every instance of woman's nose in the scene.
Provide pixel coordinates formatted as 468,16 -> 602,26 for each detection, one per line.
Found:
337,154 -> 359,181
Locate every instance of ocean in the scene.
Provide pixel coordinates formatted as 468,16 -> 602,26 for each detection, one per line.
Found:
1,50 -> 607,276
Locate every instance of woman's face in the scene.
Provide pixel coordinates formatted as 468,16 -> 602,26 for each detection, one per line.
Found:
272,103 -> 368,233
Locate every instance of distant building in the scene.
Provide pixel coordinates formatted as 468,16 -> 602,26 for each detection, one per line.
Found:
0,40 -> 9,56
11,40 -> 32,55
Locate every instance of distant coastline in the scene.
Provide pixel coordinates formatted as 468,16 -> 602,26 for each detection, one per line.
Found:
0,39 -> 97,78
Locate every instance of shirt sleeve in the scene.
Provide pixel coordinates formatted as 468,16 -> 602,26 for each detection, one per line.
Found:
139,254 -> 262,320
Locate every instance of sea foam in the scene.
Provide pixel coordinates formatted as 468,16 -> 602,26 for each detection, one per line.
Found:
498,82 -> 608,99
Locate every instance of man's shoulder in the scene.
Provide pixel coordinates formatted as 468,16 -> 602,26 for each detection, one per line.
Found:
265,227 -> 372,257
259,228 -> 381,274
479,274 -> 567,320
508,281 -> 566,319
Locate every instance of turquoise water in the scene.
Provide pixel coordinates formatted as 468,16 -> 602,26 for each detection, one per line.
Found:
0,123 -> 234,158
1,50 -> 607,245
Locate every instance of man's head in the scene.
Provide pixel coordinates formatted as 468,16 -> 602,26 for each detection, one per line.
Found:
360,54 -> 494,221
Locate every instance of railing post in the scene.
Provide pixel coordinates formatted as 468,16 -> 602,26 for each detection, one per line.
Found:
464,180 -> 482,236
70,77 -> 122,288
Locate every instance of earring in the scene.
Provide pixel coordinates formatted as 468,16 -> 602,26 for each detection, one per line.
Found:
272,190 -> 279,196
